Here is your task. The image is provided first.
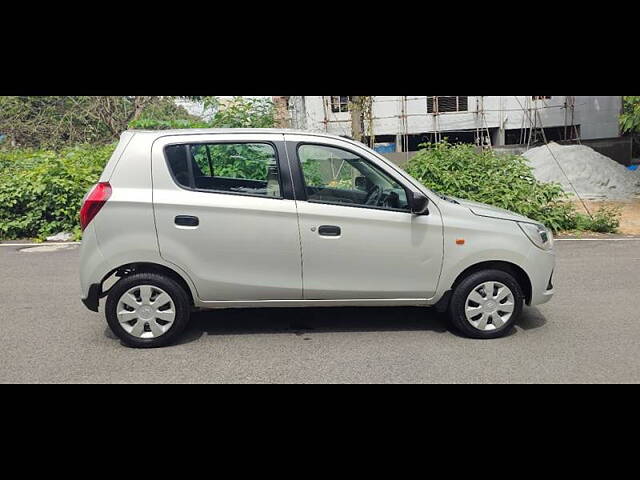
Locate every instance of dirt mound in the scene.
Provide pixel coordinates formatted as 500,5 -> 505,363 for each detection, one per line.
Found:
523,142 -> 640,200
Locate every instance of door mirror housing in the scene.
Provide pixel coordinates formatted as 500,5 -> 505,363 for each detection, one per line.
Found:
408,190 -> 429,215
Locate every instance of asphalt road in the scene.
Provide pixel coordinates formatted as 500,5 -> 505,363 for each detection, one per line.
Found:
1,239 -> 639,383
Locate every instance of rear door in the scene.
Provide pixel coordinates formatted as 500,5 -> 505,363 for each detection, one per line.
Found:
152,133 -> 303,302
285,134 -> 444,300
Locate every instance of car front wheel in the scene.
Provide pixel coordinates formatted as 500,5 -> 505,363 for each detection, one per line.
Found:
448,269 -> 524,339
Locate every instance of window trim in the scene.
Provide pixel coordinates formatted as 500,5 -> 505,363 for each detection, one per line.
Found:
294,142 -> 412,214
163,140 -> 287,200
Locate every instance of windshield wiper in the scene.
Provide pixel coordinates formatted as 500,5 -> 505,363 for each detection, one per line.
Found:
434,192 -> 459,204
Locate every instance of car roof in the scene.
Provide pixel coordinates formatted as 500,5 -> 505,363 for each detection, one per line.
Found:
125,128 -> 360,144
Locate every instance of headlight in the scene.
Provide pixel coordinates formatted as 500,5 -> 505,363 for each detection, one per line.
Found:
518,222 -> 554,250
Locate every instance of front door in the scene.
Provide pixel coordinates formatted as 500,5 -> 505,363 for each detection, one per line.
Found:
285,136 -> 443,300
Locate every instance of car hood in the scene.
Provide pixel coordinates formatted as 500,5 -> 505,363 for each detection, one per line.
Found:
451,197 -> 534,223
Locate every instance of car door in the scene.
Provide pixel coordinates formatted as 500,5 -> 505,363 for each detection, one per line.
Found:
284,134 -> 444,300
152,133 -> 303,302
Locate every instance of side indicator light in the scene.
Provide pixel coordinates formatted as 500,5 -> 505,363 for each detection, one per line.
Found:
456,239 -> 465,245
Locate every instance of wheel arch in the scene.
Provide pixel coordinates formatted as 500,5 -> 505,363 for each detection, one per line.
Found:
100,262 -> 196,307
450,260 -> 533,306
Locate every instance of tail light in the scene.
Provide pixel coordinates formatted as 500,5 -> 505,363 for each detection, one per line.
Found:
80,182 -> 112,231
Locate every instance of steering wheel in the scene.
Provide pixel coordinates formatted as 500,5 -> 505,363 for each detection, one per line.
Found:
365,185 -> 383,206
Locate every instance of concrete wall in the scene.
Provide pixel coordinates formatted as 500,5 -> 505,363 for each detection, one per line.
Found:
290,96 -> 622,146
573,96 -> 622,139
381,151 -> 418,167
565,137 -> 633,166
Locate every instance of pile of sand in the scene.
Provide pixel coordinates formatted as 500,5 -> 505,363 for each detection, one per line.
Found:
523,142 -> 640,200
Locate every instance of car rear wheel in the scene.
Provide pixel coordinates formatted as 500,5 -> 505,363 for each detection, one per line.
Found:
448,269 -> 524,339
105,272 -> 191,348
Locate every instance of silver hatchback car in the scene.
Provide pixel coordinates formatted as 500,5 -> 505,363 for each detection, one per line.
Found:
80,129 -> 555,348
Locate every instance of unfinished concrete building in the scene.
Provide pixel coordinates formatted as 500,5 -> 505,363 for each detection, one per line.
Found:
277,96 -> 625,161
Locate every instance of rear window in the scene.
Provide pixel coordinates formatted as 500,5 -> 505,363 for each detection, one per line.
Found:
164,143 -> 281,198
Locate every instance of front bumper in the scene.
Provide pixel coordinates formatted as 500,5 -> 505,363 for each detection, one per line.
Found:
527,248 -> 556,306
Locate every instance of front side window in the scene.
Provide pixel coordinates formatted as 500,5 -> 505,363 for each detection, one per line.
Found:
298,144 -> 409,211
165,142 -> 281,197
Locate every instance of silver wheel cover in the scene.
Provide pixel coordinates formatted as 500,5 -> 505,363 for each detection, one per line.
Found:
116,285 -> 176,339
464,281 -> 515,331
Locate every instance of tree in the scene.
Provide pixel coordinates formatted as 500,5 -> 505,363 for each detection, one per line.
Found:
129,96 -> 277,130
205,97 -> 276,128
348,96 -> 374,146
0,96 -> 193,149
620,96 -> 640,158
0,96 -> 277,149
350,96 -> 364,142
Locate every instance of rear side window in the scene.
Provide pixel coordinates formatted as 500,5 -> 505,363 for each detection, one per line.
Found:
165,145 -> 191,187
164,143 -> 281,198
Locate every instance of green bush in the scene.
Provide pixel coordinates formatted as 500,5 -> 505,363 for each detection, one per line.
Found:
404,141 -> 619,233
572,205 -> 621,233
128,97 -> 276,131
0,97 -> 279,241
0,144 -> 115,240
0,139 -> 621,241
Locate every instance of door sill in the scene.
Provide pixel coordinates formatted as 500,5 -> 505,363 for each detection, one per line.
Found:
195,298 -> 431,309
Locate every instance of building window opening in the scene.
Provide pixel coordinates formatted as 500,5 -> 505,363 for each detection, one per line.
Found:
330,96 -> 352,113
427,96 -> 469,113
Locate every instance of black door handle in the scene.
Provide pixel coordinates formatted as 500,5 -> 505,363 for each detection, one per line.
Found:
318,225 -> 341,237
175,215 -> 199,227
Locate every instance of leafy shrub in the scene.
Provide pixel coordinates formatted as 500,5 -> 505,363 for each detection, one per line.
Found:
0,144 -> 115,240
573,205 -> 621,233
205,97 -> 276,128
404,141 -> 619,233
620,96 -> 640,134
127,117 -> 210,130
129,96 -> 276,131
191,143 -> 277,180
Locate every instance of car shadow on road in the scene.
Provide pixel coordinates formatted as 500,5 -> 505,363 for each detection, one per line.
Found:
104,305 -> 547,346
173,305 -> 547,345
176,306 -> 448,345
517,306 -> 547,331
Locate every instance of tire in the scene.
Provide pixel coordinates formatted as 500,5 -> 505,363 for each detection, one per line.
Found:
448,269 -> 524,339
105,272 -> 191,348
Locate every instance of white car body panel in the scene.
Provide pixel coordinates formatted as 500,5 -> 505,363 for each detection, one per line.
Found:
294,201 -> 443,299
433,199 -> 555,305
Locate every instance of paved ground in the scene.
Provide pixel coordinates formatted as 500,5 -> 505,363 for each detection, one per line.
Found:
1,240 -> 639,383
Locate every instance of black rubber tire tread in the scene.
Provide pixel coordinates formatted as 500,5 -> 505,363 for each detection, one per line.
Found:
448,269 -> 524,339
105,272 -> 191,348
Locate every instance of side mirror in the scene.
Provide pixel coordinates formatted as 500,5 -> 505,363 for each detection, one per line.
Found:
409,190 -> 430,215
